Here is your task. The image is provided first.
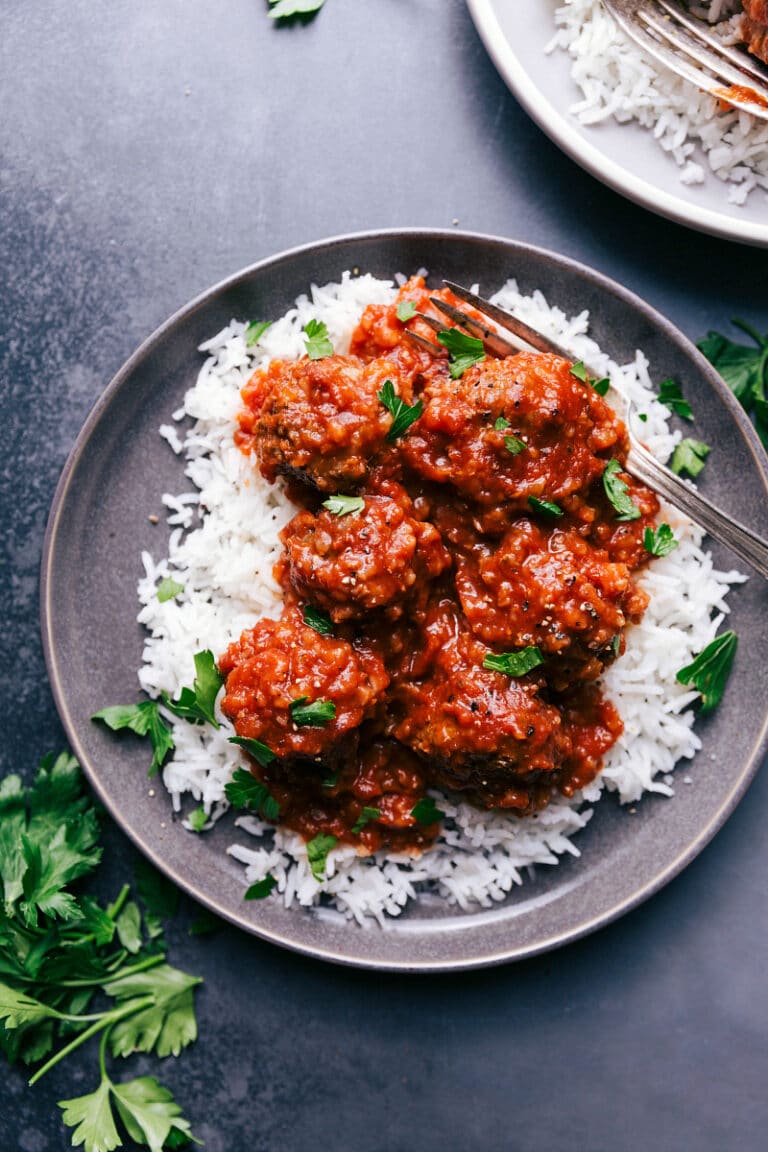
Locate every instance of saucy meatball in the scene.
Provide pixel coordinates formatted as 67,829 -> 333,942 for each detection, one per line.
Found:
401,352 -> 626,508
219,606 -> 389,760
391,599 -> 572,812
279,494 -> 450,621
238,354 -> 412,492
455,519 -> 643,688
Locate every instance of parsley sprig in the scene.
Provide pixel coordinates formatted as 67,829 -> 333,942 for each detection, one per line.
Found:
0,754 -> 200,1151
378,379 -> 423,442
698,319 -> 768,449
670,438 -> 710,479
483,647 -> 545,678
677,631 -> 738,713
322,494 -> 365,517
602,459 -> 641,521
436,328 -> 485,378
644,523 -> 678,557
570,360 -> 610,397
303,319 -> 334,360
657,378 -> 693,421
289,697 -> 336,728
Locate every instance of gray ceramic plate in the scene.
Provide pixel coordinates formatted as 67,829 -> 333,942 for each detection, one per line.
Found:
466,0 -> 768,248
41,229 -> 768,971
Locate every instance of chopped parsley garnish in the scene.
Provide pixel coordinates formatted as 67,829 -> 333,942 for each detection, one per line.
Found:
494,416 -> 510,431
245,319 -> 272,347
698,319 -> 768,449
161,649 -> 223,729
410,796 -> 445,825
436,328 -> 486,378
269,0 -> 325,17
570,360 -> 610,397
322,494 -> 365,517
289,697 -> 337,727
602,459 -> 641,521
228,735 -> 277,768
224,768 -> 280,821
676,630 -> 738,714
637,413 -> 648,423
303,605 -> 333,635
528,496 -> 563,518
322,772 -> 339,789
483,646 -> 545,678
396,300 -> 417,322
0,753 -> 200,1149
92,701 -> 174,777
611,634 -> 621,658
307,833 -> 337,881
670,437 -> 711,479
186,806 -> 207,833
505,435 -> 525,456
643,523 -> 678,557
303,318 -> 334,360
352,806 -> 381,835
245,875 -> 277,901
378,378 -> 423,442
657,378 -> 693,421
156,576 -> 184,603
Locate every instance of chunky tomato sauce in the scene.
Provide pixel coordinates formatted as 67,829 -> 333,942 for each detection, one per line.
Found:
221,277 -> 660,852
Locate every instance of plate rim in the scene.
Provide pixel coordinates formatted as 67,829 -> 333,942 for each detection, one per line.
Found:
465,0 -> 768,250
40,226 -> 768,971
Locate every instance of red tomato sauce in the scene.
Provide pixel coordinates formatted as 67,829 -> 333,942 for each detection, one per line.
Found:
221,277 -> 660,852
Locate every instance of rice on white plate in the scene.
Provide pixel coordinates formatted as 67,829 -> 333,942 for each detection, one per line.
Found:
548,1 -> 768,205
136,271 -> 745,926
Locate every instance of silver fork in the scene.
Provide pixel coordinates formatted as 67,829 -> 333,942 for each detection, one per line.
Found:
603,0 -> 768,121
403,281 -> 768,580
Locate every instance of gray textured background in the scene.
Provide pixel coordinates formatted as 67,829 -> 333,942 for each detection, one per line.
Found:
2,1 -> 768,1149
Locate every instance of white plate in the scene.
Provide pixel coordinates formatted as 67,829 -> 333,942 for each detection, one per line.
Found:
467,0 -> 768,248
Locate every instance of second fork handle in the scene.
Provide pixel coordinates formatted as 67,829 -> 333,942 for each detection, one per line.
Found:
626,446 -> 768,580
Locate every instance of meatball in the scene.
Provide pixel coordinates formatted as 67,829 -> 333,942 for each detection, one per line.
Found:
391,599 -> 571,812
278,494 -> 450,621
219,606 -> 389,760
239,354 -> 412,492
455,519 -> 641,688
401,352 -> 626,508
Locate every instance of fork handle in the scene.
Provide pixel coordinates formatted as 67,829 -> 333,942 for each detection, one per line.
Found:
626,446 -> 768,580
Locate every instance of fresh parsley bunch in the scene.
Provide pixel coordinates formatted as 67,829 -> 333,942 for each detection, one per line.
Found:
0,752 -> 200,1152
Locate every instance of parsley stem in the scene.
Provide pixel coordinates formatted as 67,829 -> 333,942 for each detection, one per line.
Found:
27,995 -> 154,1086
55,952 -> 166,989
98,1026 -> 111,1083
731,318 -> 765,348
106,883 -> 131,922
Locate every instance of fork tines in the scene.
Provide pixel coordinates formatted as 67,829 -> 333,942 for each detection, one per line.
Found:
603,0 -> 768,121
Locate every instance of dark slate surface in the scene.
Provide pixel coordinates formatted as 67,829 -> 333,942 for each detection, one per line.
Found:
1,1 -> 767,1149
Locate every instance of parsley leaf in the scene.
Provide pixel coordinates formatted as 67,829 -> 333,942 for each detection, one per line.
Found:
58,1077 -> 120,1152
351,807 -> 381,835
505,435 -> 525,456
224,768 -> 280,821
59,1073 -> 197,1152
245,319 -> 271,347
494,416 -> 510,431
161,649 -> 223,729
698,320 -> 768,448
528,496 -> 563,518
105,964 -> 202,1060
322,494 -> 365,517
156,576 -> 184,603
303,318 -> 334,360
436,328 -> 485,378
289,697 -> 336,727
269,0 -> 325,18
378,379 -> 423,442
643,523 -> 678,557
303,605 -> 333,635
245,876 -> 277,901
483,647 -> 545,677
396,300 -> 417,322
322,772 -> 339,789
307,833 -> 337,882
570,361 -> 610,396
657,378 -> 693,421
186,807 -> 207,834
228,735 -> 277,768
92,702 -> 174,777
602,459 -> 641,521
670,438 -> 711,479
411,796 -> 445,825
676,630 -> 738,714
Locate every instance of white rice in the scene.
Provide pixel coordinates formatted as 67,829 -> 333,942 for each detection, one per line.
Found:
137,271 -> 745,925
548,1 -> 768,204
